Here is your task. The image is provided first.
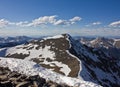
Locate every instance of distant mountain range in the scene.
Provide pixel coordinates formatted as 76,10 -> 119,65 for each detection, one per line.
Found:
0,36 -> 34,48
0,34 -> 120,87
80,37 -> 120,59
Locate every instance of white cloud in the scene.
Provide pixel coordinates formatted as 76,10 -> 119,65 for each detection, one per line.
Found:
54,16 -> 81,25
86,21 -> 101,27
69,16 -> 81,24
0,19 -> 29,27
27,15 -> 57,26
15,21 -> 28,27
29,15 -> 81,26
54,20 -> 69,25
92,22 -> 101,25
109,20 -> 120,27
0,19 -> 9,27
0,15 -> 81,27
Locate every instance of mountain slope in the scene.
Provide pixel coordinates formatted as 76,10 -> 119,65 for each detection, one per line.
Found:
3,34 -> 120,87
6,34 -> 80,77
0,57 -> 101,87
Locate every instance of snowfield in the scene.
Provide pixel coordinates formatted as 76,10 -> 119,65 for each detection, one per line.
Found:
0,57 -> 102,87
6,44 -> 72,76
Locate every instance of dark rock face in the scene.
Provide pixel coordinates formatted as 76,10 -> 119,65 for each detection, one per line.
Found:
6,53 -> 30,59
0,67 -> 71,87
69,41 -> 120,86
70,43 -> 120,86
63,35 -> 120,87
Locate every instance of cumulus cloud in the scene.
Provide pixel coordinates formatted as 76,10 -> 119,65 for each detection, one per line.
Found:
109,20 -> 120,27
0,15 -> 81,27
0,19 -> 29,27
0,19 -> 9,27
27,15 -> 57,26
69,16 -> 81,24
54,20 -> 69,25
54,16 -> 81,25
28,15 -> 81,26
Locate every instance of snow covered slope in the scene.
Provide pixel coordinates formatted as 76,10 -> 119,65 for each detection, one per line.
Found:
0,57 -> 101,87
2,34 -> 120,87
6,34 -> 80,77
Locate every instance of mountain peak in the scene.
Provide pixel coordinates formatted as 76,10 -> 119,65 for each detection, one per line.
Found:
2,34 -> 120,87
6,33 -> 80,77
62,33 -> 71,37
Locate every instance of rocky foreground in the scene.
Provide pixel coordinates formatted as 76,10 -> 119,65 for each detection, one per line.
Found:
0,67 -> 70,87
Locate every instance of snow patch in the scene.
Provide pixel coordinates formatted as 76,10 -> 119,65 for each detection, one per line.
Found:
6,44 -> 71,76
40,60 -> 71,76
6,45 -> 30,55
25,45 -> 55,60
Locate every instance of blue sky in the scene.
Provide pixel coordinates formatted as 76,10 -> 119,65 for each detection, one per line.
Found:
0,0 -> 120,37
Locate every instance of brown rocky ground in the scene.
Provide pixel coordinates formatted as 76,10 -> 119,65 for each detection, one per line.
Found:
0,67 -> 72,87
